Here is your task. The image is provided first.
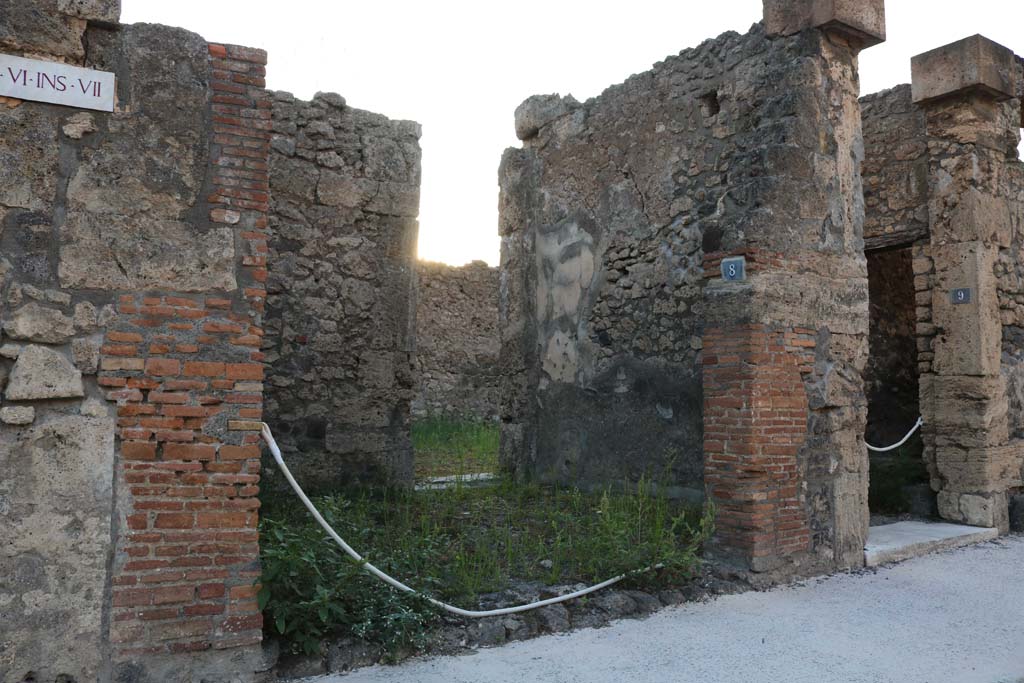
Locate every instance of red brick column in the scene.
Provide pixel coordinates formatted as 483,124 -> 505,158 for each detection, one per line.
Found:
104,43 -> 270,661
702,323 -> 815,570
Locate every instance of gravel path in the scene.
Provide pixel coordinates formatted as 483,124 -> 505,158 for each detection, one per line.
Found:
312,535 -> 1024,683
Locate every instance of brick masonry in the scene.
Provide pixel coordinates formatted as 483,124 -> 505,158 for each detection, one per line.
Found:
0,4 -> 272,677
702,324 -> 815,568
100,42 -> 270,667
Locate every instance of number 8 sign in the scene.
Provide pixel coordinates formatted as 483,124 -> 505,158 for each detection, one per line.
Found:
721,256 -> 746,282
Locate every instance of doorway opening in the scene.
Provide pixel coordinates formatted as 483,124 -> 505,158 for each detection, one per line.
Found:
864,246 -> 934,522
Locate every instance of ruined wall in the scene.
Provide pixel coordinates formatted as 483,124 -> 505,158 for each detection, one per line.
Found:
0,4 -> 269,680
859,85 -> 928,446
264,92 -> 421,490
498,30 -> 743,496
413,260 -> 500,420
860,85 -> 930,249
909,35 -> 1024,530
500,0 -> 882,574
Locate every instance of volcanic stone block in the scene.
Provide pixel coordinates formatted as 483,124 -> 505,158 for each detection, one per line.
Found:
911,35 -> 1020,104
763,0 -> 886,47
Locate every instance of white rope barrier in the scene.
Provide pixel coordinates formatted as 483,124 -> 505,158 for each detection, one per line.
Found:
865,417 -> 923,453
260,422 -> 658,618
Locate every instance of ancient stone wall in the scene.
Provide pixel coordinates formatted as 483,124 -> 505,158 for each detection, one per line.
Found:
863,248 -> 921,445
413,260 -> 500,420
909,35 -> 1024,530
860,85 -> 930,250
860,85 -> 928,446
263,92 -> 421,490
498,30 -> 735,498
500,0 -> 884,573
0,3 -> 269,680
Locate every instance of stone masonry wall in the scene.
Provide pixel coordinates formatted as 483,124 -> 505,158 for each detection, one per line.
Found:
500,0 -> 881,574
864,247 -> 921,446
860,85 -> 928,446
498,28 -> 743,497
413,260 -> 500,420
263,92 -> 421,491
909,35 -> 1024,530
1,3 -> 270,681
860,85 -> 930,250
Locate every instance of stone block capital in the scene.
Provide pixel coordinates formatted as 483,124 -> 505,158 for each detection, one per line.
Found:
763,0 -> 886,48
912,35 -> 1020,105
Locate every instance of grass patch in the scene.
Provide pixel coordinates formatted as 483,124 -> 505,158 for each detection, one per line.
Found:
259,478 -> 712,657
412,417 -> 499,479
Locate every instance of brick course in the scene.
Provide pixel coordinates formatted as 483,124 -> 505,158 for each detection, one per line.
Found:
101,43 -> 270,659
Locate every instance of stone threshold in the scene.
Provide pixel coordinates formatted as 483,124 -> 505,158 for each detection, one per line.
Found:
415,472 -> 497,491
864,520 -> 999,567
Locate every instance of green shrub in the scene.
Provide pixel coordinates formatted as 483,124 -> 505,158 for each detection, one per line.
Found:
259,480 -> 714,657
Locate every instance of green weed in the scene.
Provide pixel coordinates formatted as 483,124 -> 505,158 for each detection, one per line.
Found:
411,417 -> 499,479
259,476 -> 713,657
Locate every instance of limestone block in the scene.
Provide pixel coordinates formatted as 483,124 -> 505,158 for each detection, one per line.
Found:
5,345 -> 84,400
930,243 -> 1000,377
963,492 -> 1007,529
930,188 -> 1012,248
0,0 -> 87,61
73,301 -> 98,330
920,374 -> 1008,448
2,302 -> 75,344
0,344 -> 21,359
365,182 -> 420,218
59,214 -> 237,292
911,35 -> 1019,104
71,338 -> 100,375
935,443 -> 1021,493
0,415 -> 115,682
763,0 -> 886,47
832,469 -> 869,569
0,103 -> 60,212
57,0 -> 120,23
514,94 -> 580,141
0,406 -> 35,425
317,172 -> 377,208
62,112 -> 97,140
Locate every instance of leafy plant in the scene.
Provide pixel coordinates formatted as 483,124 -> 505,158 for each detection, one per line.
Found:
258,478 -> 714,656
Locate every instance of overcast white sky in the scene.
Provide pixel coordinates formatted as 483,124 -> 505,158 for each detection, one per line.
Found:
122,0 -> 1024,266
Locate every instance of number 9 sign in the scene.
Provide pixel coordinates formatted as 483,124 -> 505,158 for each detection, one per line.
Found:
951,288 -> 972,305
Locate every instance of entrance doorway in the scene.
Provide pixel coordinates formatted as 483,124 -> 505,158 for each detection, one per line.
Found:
864,246 -> 933,521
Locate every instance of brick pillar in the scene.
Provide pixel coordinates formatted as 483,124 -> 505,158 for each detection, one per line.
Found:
104,43 -> 270,674
701,0 -> 884,573
702,322 -> 816,569
911,35 -> 1024,531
